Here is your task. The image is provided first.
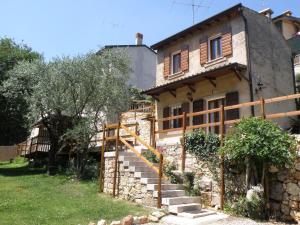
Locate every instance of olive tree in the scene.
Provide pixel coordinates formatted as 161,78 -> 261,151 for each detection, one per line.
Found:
4,49 -> 131,175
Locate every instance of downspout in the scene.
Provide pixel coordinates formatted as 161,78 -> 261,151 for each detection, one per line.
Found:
241,8 -> 255,116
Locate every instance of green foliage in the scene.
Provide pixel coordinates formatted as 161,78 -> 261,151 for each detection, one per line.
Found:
0,162 -> 149,225
220,117 -> 297,167
141,151 -> 158,163
183,172 -> 200,196
184,129 -> 220,162
0,37 -> 41,145
225,196 -> 265,220
164,162 -> 181,184
129,87 -> 152,102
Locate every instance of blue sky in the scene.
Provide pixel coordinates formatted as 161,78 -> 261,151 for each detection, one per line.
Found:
0,0 -> 299,60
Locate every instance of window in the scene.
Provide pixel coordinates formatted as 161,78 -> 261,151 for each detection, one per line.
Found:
209,36 -> 222,61
171,105 -> 182,128
295,55 -> 300,65
172,52 -> 181,74
207,97 -> 225,134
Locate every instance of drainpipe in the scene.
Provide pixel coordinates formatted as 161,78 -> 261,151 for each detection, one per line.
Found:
241,8 -> 255,117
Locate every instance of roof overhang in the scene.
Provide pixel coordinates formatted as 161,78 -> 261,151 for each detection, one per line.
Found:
142,63 -> 247,96
151,3 -> 243,50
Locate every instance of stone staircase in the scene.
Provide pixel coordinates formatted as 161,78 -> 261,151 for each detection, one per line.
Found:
119,146 -> 216,219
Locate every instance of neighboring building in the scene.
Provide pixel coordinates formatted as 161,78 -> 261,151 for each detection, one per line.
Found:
143,4 -> 296,145
100,33 -> 157,90
271,9 -> 300,75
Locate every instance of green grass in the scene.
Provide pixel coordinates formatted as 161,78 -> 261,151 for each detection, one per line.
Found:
0,158 -> 149,225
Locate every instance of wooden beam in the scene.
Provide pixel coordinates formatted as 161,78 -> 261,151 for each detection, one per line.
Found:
186,92 -> 193,102
185,84 -> 195,93
151,95 -> 160,102
234,66 -> 249,82
205,77 -> 216,87
169,89 -> 176,98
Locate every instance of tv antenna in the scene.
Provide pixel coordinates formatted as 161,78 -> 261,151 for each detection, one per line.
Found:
172,0 -> 210,24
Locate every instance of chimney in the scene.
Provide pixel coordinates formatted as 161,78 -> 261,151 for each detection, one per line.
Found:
259,8 -> 274,18
135,33 -> 143,45
282,10 -> 292,17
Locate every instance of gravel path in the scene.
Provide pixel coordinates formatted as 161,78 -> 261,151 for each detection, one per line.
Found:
146,214 -> 289,225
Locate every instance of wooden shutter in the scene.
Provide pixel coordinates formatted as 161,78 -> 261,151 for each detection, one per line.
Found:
181,45 -> 189,72
193,99 -> 205,125
225,91 -> 239,120
163,106 -> 170,130
200,38 -> 208,65
222,32 -> 232,57
163,54 -> 171,78
181,102 -> 190,126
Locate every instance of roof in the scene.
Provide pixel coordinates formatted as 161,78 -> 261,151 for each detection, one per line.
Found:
272,15 -> 300,24
151,3 -> 243,50
99,44 -> 156,54
142,63 -> 247,95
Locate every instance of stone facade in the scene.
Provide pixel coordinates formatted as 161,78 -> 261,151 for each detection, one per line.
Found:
103,152 -> 156,207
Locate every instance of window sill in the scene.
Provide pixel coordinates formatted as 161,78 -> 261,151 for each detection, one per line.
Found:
168,71 -> 184,80
204,57 -> 227,68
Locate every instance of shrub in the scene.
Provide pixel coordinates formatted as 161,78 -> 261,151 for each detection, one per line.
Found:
164,161 -> 181,184
141,151 -> 158,163
183,172 -> 200,196
225,196 -> 265,220
184,129 -> 220,162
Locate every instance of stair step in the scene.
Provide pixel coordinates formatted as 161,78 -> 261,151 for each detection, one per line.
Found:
141,178 -> 167,184
129,166 -> 153,172
162,196 -> 201,205
119,156 -> 141,162
123,161 -> 146,167
153,190 -> 185,198
168,203 -> 202,214
147,184 -> 184,191
177,209 -> 216,219
134,172 -> 157,178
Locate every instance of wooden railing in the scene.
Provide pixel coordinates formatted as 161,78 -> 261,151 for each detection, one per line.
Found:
99,122 -> 164,208
151,93 -> 300,209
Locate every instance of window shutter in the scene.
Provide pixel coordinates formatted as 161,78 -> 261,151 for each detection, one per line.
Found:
222,32 -> 232,57
181,45 -> 189,72
163,106 -> 170,130
193,99 -> 205,125
200,38 -> 208,65
225,91 -> 239,120
181,102 -> 190,126
163,54 -> 171,78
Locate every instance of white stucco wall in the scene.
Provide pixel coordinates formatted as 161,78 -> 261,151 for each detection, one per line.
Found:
126,46 -> 156,90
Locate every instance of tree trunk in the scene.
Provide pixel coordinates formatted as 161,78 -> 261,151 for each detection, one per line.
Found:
245,157 -> 250,191
48,137 -> 58,175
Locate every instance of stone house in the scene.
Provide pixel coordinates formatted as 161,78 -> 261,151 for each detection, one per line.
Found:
271,9 -> 300,75
143,3 -> 296,146
100,33 -> 157,90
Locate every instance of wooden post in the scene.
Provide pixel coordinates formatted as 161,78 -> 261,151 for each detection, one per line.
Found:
152,117 -> 156,148
219,105 -> 225,210
260,97 -> 266,119
112,122 -> 120,197
134,123 -> 138,146
181,112 -> 187,172
157,153 -> 163,208
99,124 -> 106,193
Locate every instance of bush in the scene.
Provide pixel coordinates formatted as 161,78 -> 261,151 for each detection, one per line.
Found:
184,129 -> 220,162
142,151 -> 158,163
225,196 -> 265,220
164,161 -> 181,184
183,172 -> 200,196
220,117 -> 297,168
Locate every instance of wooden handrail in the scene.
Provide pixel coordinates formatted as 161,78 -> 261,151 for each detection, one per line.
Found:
120,124 -> 161,158
119,137 -> 159,174
265,93 -> 300,104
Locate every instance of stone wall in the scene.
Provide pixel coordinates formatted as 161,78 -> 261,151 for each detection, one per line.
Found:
103,152 -> 156,207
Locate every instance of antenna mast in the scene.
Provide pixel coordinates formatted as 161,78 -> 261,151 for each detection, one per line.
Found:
172,0 -> 209,24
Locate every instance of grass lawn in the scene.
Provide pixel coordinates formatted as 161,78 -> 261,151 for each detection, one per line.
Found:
0,158 -> 149,225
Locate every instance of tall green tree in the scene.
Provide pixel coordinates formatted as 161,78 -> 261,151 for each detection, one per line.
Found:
0,38 -> 41,145
4,49 -> 131,175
